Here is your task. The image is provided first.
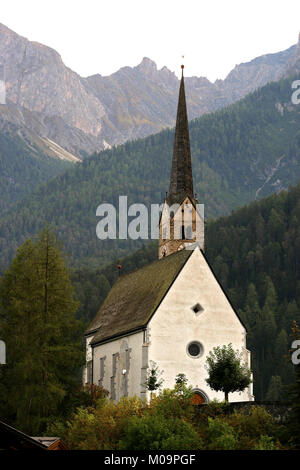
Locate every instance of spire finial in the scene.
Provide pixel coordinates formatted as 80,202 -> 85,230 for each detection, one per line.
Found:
181,55 -> 184,77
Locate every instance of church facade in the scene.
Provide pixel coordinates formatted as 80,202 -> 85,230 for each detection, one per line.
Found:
84,67 -> 254,403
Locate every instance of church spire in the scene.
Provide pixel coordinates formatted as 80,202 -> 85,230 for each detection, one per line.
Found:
169,65 -> 194,202
158,64 -> 204,260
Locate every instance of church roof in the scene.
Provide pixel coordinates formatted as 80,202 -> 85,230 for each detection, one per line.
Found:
86,248 -> 193,346
168,69 -> 194,206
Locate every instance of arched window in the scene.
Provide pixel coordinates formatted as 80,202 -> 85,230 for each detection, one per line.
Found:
191,389 -> 209,405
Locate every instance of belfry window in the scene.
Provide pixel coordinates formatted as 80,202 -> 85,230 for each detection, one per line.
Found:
181,225 -> 185,240
186,225 -> 192,239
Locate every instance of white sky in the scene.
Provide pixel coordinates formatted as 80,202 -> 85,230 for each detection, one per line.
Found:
1,0 -> 300,81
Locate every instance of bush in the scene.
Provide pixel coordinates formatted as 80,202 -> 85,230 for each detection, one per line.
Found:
206,417 -> 237,450
64,396 -> 146,450
254,435 -> 277,450
228,406 -> 276,440
118,414 -> 201,450
149,387 -> 194,421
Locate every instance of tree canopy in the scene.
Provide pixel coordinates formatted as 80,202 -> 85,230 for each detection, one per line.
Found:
0,227 -> 84,434
205,344 -> 252,402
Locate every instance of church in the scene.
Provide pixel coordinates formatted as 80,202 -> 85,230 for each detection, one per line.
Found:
84,66 -> 254,403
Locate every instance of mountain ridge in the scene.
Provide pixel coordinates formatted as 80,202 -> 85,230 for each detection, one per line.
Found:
0,22 -> 299,158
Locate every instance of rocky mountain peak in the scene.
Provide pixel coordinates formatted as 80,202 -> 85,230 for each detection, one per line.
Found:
136,57 -> 157,73
284,33 -> 300,77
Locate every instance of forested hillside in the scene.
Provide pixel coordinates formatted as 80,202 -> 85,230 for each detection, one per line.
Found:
73,181 -> 300,400
1,76 -> 300,270
0,130 -> 72,214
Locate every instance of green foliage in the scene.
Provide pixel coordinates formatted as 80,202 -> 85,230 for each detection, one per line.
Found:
174,373 -> 194,398
205,344 -> 252,401
228,406 -> 276,441
206,182 -> 300,399
0,226 -> 84,434
63,396 -> 146,450
149,387 -> 194,422
119,414 -> 201,450
145,361 -> 164,392
0,131 -> 70,215
57,387 -> 291,450
206,417 -> 237,450
175,373 -> 188,387
254,435 -> 277,450
266,376 -> 284,401
198,399 -> 232,419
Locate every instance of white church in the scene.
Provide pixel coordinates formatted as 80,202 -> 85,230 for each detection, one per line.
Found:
84,66 -> 254,404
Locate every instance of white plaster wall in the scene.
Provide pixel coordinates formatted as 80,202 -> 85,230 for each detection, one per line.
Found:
92,331 -> 145,400
148,247 -> 254,402
83,334 -> 94,384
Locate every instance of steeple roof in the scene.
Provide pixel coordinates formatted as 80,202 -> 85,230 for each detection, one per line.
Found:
168,67 -> 194,205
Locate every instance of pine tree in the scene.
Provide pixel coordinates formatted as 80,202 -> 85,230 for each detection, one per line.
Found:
243,283 -> 261,338
0,227 -> 84,434
273,329 -> 294,385
254,277 -> 277,399
266,376 -> 283,401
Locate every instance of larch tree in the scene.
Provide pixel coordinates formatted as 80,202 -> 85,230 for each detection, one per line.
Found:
0,227 -> 84,434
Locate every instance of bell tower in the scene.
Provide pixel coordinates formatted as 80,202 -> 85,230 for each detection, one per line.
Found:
159,65 -> 204,259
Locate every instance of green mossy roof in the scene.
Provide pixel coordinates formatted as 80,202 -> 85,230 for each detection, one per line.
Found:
87,249 -> 192,345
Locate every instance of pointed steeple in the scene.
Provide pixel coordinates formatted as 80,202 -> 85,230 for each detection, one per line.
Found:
168,65 -> 194,203
158,64 -> 204,260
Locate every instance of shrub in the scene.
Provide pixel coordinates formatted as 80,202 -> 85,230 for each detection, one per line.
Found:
118,414 -> 201,450
228,406 -> 276,440
64,396 -> 146,450
149,387 -> 194,421
254,435 -> 277,450
206,417 -> 237,450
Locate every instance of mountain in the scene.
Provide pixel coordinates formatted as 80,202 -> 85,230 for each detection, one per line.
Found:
285,32 -> 300,77
1,74 -> 300,271
0,22 -> 298,157
0,100 -> 81,213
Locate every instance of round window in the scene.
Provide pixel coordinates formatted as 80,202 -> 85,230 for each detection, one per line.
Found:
187,341 -> 203,358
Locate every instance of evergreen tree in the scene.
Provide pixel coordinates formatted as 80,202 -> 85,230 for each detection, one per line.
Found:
145,361 -> 164,394
243,283 -> 261,335
0,227 -> 84,434
253,278 -> 277,398
273,329 -> 294,385
266,376 -> 283,401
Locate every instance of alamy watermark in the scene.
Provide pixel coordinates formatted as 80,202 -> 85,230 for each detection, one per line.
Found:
291,340 -> 300,365
0,339 -> 6,365
291,80 -> 300,105
96,196 -> 204,242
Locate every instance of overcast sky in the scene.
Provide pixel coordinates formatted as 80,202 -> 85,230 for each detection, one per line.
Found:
1,0 -> 300,81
